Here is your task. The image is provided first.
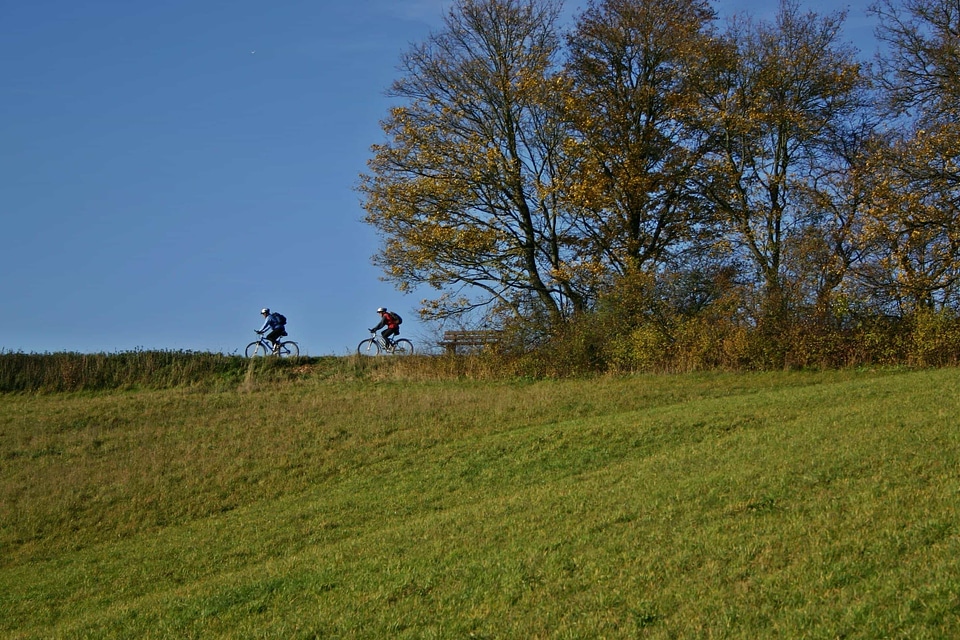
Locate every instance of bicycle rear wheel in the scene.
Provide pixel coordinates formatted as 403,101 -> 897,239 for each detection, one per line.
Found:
245,341 -> 269,357
357,338 -> 380,356
278,341 -> 299,357
390,338 -> 414,355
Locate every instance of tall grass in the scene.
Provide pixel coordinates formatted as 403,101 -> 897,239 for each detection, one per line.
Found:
0,350 -> 331,393
3,364 -> 959,637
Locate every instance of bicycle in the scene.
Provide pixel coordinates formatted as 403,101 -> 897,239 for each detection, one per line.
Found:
245,332 -> 300,357
357,332 -> 413,356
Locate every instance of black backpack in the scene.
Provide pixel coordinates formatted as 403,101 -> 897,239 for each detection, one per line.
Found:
275,313 -> 287,326
390,312 -> 403,325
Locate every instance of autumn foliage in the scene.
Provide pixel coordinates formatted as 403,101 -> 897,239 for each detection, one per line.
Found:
360,0 -> 960,370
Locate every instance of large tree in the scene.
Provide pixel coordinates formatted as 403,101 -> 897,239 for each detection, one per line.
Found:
855,0 -> 960,312
562,0 -> 716,278
781,103 -> 878,318
690,0 -> 865,320
358,0 -> 580,325
857,132 -> 960,311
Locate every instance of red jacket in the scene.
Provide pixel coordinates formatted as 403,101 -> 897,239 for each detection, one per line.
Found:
372,312 -> 398,331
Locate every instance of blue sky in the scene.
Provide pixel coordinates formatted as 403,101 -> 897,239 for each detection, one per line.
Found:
2,0 -> 874,355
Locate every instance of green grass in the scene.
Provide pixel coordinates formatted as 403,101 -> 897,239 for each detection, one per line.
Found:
2,363 -> 959,638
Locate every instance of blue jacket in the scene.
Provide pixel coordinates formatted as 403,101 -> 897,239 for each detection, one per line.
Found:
259,313 -> 283,333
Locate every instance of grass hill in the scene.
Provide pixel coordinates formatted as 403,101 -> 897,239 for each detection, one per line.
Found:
2,356 -> 959,638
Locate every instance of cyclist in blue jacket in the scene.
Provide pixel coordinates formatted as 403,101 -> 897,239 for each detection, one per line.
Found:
257,308 -> 287,353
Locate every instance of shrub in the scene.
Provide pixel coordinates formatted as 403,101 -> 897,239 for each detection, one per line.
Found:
907,308 -> 960,367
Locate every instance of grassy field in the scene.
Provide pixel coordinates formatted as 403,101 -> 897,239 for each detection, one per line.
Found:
2,358 -> 959,638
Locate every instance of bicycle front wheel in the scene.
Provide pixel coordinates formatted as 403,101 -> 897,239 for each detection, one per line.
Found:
391,339 -> 414,355
245,341 -> 269,357
357,338 -> 380,356
277,341 -> 299,358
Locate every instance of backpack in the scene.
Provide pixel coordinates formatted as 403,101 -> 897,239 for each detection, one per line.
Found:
274,313 -> 287,326
389,312 -> 403,325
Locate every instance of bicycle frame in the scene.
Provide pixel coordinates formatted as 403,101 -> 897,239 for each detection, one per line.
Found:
246,332 -> 299,357
358,332 -> 413,356
256,337 -> 278,352
371,333 -> 392,350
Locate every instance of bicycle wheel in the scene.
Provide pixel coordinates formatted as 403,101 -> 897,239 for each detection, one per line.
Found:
390,338 -> 414,355
277,341 -> 299,358
245,341 -> 269,357
357,338 -> 380,356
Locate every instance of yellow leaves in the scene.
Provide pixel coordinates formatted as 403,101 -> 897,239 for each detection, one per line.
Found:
854,120 -> 960,307
562,173 -> 609,211
547,261 -> 609,289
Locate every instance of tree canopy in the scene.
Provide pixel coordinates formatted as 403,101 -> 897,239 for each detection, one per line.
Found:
359,0 -> 960,362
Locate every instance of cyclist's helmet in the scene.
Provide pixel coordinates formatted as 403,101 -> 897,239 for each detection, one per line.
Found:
377,307 -> 386,313
261,308 -> 270,315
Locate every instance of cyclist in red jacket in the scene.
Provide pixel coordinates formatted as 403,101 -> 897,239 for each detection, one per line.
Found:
369,307 -> 400,347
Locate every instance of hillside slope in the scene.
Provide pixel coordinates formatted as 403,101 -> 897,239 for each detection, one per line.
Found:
2,368 -> 959,638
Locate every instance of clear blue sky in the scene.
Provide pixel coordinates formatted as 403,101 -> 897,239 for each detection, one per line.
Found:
1,0 -> 873,356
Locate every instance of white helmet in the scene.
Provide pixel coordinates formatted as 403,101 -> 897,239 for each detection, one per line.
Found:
261,308 -> 270,315
377,307 -> 386,313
